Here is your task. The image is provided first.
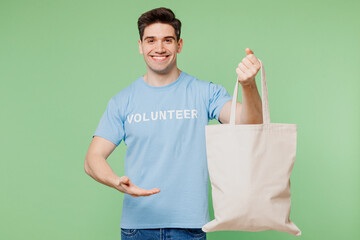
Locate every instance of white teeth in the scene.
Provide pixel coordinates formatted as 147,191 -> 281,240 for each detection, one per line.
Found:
152,56 -> 167,59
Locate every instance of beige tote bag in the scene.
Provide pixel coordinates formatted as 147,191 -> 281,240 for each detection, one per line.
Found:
202,60 -> 301,236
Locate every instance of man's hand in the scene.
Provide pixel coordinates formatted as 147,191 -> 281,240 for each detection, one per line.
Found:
236,48 -> 261,86
114,176 -> 161,197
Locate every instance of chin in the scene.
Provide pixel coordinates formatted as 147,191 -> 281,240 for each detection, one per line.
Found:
149,66 -> 172,75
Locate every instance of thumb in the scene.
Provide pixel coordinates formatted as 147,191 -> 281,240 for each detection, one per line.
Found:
120,176 -> 130,185
245,48 -> 254,55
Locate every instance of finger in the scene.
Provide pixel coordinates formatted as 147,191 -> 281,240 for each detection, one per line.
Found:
236,68 -> 246,80
238,63 -> 247,73
119,176 -> 130,185
237,62 -> 247,72
142,187 -> 160,195
245,48 -> 254,55
130,186 -> 161,197
118,177 -> 135,192
246,55 -> 260,68
133,189 -> 160,197
242,58 -> 253,69
147,188 -> 160,195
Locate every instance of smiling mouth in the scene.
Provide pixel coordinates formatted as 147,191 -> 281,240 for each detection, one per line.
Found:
150,55 -> 169,62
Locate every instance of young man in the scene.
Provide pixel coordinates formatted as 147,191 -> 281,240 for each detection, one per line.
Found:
84,7 -> 262,240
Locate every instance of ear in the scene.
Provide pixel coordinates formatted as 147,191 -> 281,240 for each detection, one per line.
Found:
138,39 -> 143,55
177,38 -> 183,54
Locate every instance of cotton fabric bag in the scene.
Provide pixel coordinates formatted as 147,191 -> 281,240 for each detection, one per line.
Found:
202,60 -> 301,236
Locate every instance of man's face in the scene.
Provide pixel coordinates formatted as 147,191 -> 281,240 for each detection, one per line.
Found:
138,23 -> 183,75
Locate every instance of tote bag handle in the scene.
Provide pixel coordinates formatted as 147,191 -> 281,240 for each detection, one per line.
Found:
229,59 -> 270,125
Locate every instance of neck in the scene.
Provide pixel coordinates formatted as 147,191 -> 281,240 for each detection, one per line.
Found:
143,68 -> 181,87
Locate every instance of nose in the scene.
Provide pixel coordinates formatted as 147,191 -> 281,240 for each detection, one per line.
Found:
155,40 -> 166,53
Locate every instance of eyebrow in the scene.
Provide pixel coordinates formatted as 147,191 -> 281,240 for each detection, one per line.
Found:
143,36 -> 176,41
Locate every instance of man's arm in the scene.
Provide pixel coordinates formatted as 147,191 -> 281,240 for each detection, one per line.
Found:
84,136 -> 160,197
84,136 -> 118,188
218,48 -> 263,125
219,82 -> 262,124
218,100 -> 241,124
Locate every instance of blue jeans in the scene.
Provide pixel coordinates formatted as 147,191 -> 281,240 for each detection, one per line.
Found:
121,228 -> 206,240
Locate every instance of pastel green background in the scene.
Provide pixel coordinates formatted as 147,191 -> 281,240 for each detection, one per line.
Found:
1,0 -> 359,239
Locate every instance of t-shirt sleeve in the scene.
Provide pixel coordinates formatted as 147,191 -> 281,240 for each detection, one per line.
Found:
92,97 -> 125,146
208,81 -> 233,123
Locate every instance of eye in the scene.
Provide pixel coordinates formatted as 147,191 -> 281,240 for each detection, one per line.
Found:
165,39 -> 172,43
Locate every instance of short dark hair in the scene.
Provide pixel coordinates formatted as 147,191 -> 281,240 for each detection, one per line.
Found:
137,7 -> 182,42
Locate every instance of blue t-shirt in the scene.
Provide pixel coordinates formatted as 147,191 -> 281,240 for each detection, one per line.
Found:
93,71 -> 232,229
